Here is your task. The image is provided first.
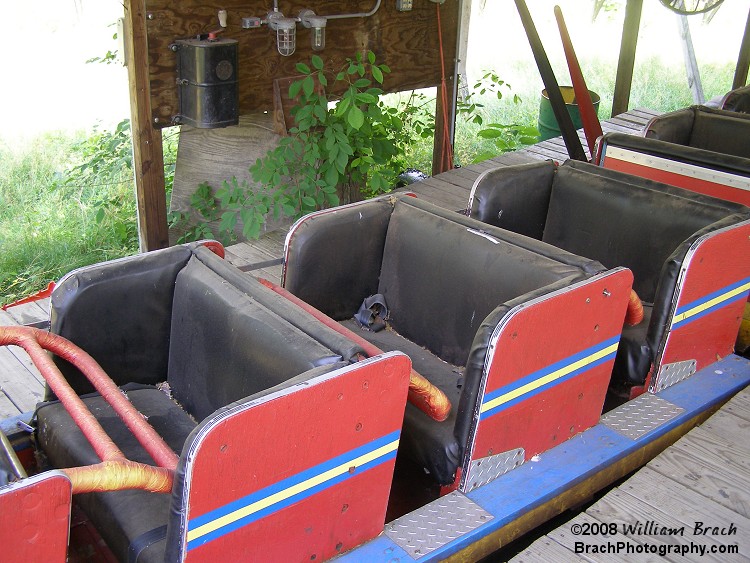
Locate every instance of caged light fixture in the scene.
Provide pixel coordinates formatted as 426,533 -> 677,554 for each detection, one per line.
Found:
241,1 -> 381,57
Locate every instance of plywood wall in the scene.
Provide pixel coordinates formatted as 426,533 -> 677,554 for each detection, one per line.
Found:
143,0 -> 459,128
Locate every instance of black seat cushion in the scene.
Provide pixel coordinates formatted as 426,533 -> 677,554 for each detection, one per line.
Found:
543,162 -> 741,304
339,319 -> 462,484
36,384 -> 197,563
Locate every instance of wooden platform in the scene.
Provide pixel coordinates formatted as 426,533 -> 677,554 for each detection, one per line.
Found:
512,387 -> 750,562
0,302 -> 48,418
222,107 -> 661,276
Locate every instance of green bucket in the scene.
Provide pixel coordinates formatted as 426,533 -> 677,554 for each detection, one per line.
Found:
538,86 -> 600,142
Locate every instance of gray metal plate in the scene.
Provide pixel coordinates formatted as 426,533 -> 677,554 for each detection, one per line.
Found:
384,491 -> 493,559
462,448 -> 525,493
653,359 -> 697,392
601,393 -> 684,440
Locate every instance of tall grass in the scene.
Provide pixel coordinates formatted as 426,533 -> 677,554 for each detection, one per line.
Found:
394,57 -> 736,174
0,130 -> 138,305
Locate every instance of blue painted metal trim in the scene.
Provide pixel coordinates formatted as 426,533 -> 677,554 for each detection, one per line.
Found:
338,355 -> 750,562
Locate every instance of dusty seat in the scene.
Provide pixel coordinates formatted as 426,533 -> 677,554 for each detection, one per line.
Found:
468,160 -> 750,393
720,85 -> 750,114
36,245 -> 410,562
642,105 -> 750,159
284,195 -> 632,488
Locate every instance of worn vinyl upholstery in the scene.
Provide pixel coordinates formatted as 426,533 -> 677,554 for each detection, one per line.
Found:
37,245 -> 364,562
469,160 -> 750,387
644,105 -> 750,159
285,195 -> 606,484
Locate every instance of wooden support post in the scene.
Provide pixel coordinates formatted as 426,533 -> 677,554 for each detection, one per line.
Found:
432,1 -> 460,175
456,0 -> 472,100
733,6 -> 750,90
124,0 -> 169,251
676,1 -> 704,104
432,83 -> 454,175
611,0 -> 643,117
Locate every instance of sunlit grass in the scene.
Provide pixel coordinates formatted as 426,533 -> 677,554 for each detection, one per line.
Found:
0,131 -> 138,305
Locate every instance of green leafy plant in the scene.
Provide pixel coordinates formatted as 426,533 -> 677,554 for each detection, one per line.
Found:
457,71 -> 539,163
252,51 -> 404,204
174,50 -> 407,243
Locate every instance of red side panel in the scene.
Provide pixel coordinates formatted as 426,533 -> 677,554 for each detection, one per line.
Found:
180,353 -> 411,562
600,145 -> 750,206
651,222 -> 750,391
466,269 -> 632,479
0,472 -> 71,562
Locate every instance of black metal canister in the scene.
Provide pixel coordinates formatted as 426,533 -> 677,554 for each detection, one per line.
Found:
173,36 -> 239,128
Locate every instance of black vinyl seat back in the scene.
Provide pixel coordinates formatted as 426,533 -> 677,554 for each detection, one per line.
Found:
167,256 -> 345,420
49,245 -> 193,396
721,84 -> 750,114
378,197 -> 595,367
468,160 -> 750,386
542,161 -> 740,304
645,105 -> 750,159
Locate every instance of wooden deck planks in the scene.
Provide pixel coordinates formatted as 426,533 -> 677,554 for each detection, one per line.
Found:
514,387 -> 750,561
622,467 -> 750,557
511,536 -> 588,563
1,305 -> 46,418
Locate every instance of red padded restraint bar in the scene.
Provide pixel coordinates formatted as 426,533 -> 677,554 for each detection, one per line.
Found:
0,326 -> 177,494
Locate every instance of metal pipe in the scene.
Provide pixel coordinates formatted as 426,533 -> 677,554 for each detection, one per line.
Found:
0,326 -> 179,472
324,0 -> 381,20
0,429 -> 26,480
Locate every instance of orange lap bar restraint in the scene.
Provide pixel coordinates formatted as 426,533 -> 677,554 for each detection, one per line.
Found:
257,278 -> 452,422
625,289 -> 645,326
0,326 -> 177,494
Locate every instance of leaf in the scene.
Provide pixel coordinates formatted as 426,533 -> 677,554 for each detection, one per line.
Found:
380,64 -> 391,74
324,166 -> 339,186
318,71 -> 328,87
354,78 -> 370,89
367,50 -> 376,64
336,151 -> 348,174
356,93 -> 378,104
219,211 -> 237,234
371,66 -> 383,84
472,151 -> 497,164
477,128 -> 504,139
347,106 -> 364,130
301,196 -> 316,207
335,96 -> 351,116
311,55 -> 324,70
288,80 -> 302,99
296,62 -> 311,74
302,75 -> 315,97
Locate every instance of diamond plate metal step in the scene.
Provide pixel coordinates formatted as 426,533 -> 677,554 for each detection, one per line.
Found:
601,393 -> 684,440
383,491 -> 493,559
